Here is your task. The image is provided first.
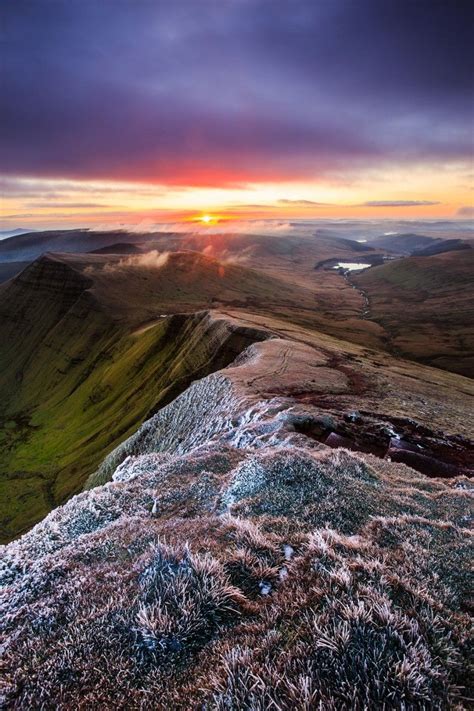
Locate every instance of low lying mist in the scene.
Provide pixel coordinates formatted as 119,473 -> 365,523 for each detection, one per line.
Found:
85,250 -> 170,275
117,250 -> 170,269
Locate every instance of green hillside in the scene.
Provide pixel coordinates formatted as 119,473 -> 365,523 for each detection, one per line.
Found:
0,253 -> 278,541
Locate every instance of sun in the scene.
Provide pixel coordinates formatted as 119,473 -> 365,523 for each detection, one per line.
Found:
191,213 -> 221,225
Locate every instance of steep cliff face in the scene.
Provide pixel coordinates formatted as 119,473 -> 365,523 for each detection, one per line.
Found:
1,315 -> 472,709
0,255 -> 97,403
0,254 -> 270,542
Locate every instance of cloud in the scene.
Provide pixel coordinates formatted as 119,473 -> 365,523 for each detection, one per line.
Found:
456,206 -> 474,217
120,251 -> 170,269
201,244 -> 253,265
1,1 -> 472,185
278,199 -> 332,206
1,213 -> 36,219
25,202 -> 110,209
89,250 -> 171,275
361,200 -> 441,207
242,198 -> 441,210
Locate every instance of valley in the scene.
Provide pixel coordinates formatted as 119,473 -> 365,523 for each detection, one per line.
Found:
0,228 -> 472,541
353,249 -> 474,375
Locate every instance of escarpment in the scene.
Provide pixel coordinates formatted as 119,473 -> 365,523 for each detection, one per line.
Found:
1,322 -> 473,709
0,267 -> 270,542
89,327 -> 473,489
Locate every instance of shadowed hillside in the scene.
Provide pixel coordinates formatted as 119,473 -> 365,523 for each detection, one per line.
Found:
368,233 -> 440,254
3,252 -> 306,540
61,250 -> 322,324
353,250 -> 474,376
0,261 -> 30,284
0,229 -> 151,262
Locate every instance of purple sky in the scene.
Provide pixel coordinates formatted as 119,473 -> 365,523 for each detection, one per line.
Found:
1,0 -> 472,187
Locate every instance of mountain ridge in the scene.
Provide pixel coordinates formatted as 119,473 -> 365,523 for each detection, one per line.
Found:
2,307 -> 472,708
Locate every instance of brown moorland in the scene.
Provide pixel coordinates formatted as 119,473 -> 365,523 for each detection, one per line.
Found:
353,249 -> 474,376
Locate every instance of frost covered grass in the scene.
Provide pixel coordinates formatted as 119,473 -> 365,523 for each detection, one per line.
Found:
205,523 -> 472,710
1,438 -> 472,709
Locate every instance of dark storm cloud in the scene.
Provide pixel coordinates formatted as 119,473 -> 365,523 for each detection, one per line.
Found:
1,0 -> 472,184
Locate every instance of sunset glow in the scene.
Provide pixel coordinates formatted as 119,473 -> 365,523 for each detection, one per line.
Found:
199,215 -> 217,224
1,1 -> 472,231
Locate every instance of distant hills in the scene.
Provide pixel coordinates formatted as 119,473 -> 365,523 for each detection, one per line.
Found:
89,242 -> 144,254
412,238 -> 471,257
367,232 -> 471,256
0,228 -> 34,240
0,229 -> 149,262
369,232 -> 442,254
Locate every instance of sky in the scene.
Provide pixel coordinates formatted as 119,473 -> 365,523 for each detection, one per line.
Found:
1,0 -> 473,230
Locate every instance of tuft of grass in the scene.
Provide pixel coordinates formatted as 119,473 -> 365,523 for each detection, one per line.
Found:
1,442 -> 472,709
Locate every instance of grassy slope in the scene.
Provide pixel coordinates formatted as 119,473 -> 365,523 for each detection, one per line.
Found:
56,248 -> 389,350
0,316 -> 265,541
354,250 -> 474,377
70,250 -> 321,323
0,253 -> 285,541
0,309 -> 268,541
